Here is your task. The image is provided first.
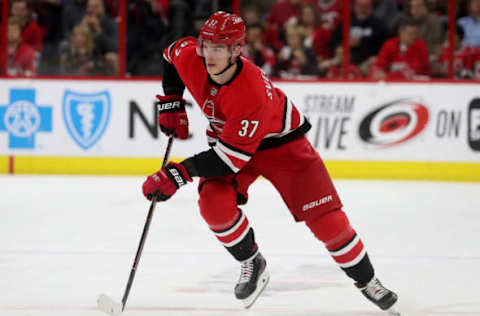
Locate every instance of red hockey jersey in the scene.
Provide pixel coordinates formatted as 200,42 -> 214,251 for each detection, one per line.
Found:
163,37 -> 308,173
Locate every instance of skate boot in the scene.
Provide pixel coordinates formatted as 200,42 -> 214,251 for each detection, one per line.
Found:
357,277 -> 400,315
234,252 -> 270,309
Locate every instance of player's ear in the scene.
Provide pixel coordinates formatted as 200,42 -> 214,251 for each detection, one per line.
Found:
232,44 -> 242,58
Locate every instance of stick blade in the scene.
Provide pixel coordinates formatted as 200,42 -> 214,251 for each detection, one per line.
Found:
97,294 -> 123,315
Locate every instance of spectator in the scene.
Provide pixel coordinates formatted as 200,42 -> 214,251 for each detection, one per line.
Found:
4,17 -> 36,76
62,0 -> 87,38
31,0 -> 64,74
330,0 -> 390,75
10,0 -> 46,52
276,24 -> 318,78
309,0 -> 342,30
242,4 -> 262,26
370,18 -> 430,79
298,3 -> 334,70
433,24 -> 475,78
299,3 -> 323,48
458,0 -> 480,48
59,23 -> 107,75
323,46 -> 363,78
126,0 -> 167,76
265,0 -> 303,51
373,0 -> 399,33
244,23 -> 276,76
409,0 -> 445,59
80,0 -> 119,74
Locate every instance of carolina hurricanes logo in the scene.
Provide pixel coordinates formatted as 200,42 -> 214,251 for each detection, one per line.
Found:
359,98 -> 429,147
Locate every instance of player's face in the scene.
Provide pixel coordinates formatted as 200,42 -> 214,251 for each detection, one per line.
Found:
202,42 -> 231,74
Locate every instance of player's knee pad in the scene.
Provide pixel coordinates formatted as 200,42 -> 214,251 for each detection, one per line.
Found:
305,208 -> 355,251
198,180 -> 239,230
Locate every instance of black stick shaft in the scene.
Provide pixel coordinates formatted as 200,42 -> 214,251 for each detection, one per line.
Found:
121,136 -> 174,310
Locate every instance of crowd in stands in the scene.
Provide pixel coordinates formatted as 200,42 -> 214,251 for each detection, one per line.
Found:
1,0 -> 480,79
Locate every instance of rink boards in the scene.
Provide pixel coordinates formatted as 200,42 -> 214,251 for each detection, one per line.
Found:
0,78 -> 479,181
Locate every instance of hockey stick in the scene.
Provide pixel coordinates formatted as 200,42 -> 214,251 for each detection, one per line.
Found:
97,136 -> 174,315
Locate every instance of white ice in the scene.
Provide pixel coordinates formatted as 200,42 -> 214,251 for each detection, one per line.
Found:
1,175 -> 479,316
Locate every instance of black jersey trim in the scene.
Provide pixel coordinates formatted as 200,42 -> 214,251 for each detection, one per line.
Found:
280,96 -> 287,134
182,148 -> 235,178
257,118 -> 311,151
218,139 -> 253,157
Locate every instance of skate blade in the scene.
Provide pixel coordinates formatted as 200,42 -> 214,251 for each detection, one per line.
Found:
242,270 -> 270,309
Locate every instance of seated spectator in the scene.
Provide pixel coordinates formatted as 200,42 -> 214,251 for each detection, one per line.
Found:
409,0 -> 445,60
299,3 -> 323,48
10,0 -> 46,52
242,4 -> 262,26
31,0 -> 64,74
330,0 -> 389,75
308,0 -> 342,30
244,23 -> 276,76
62,0 -> 87,38
433,24 -> 475,78
3,17 -> 36,76
276,24 -> 318,78
59,23 -> 107,75
458,0 -> 480,48
323,46 -> 363,79
466,46 -> 480,78
369,18 -> 430,79
373,0 -> 399,33
264,0 -> 304,51
298,3 -> 334,70
126,0 -> 167,76
80,0 -> 119,74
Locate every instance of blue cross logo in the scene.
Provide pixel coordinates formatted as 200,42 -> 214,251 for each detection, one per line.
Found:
0,88 -> 53,149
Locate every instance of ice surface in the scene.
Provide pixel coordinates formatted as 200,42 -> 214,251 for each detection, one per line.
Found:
1,175 -> 479,315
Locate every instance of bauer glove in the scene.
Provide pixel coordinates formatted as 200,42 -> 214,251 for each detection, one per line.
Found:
156,95 -> 189,139
142,162 -> 192,201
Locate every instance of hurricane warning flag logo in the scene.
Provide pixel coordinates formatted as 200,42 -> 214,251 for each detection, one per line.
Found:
63,90 -> 111,150
359,98 -> 429,147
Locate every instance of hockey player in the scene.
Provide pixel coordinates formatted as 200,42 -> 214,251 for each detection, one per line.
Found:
142,11 -> 400,314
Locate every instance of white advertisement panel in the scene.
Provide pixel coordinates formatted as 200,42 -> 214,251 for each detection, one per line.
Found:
1,79 -> 479,161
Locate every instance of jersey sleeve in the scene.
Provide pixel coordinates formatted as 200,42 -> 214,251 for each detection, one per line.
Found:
212,94 -> 269,173
163,37 -> 197,66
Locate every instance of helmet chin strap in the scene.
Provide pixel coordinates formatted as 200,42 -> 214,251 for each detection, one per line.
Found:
213,52 -> 235,76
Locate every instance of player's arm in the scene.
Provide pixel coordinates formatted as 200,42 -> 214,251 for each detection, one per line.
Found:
162,40 -> 186,96
156,38 -> 196,139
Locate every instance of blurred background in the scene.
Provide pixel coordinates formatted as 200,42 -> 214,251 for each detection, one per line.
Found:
2,0 -> 480,80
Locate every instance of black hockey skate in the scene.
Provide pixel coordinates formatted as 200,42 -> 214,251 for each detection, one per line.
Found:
234,252 -> 270,309
357,277 -> 400,315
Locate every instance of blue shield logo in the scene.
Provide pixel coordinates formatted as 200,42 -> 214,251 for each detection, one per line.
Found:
63,90 -> 111,150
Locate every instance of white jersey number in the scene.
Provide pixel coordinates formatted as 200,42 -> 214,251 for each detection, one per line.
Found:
238,120 -> 259,138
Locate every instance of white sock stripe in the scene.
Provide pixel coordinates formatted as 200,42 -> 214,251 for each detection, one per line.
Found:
329,235 -> 360,257
213,146 -> 240,173
338,248 -> 367,268
215,212 -> 246,237
222,223 -> 251,247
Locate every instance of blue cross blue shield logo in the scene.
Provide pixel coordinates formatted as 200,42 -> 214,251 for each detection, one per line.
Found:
0,88 -> 53,149
62,90 -> 111,150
